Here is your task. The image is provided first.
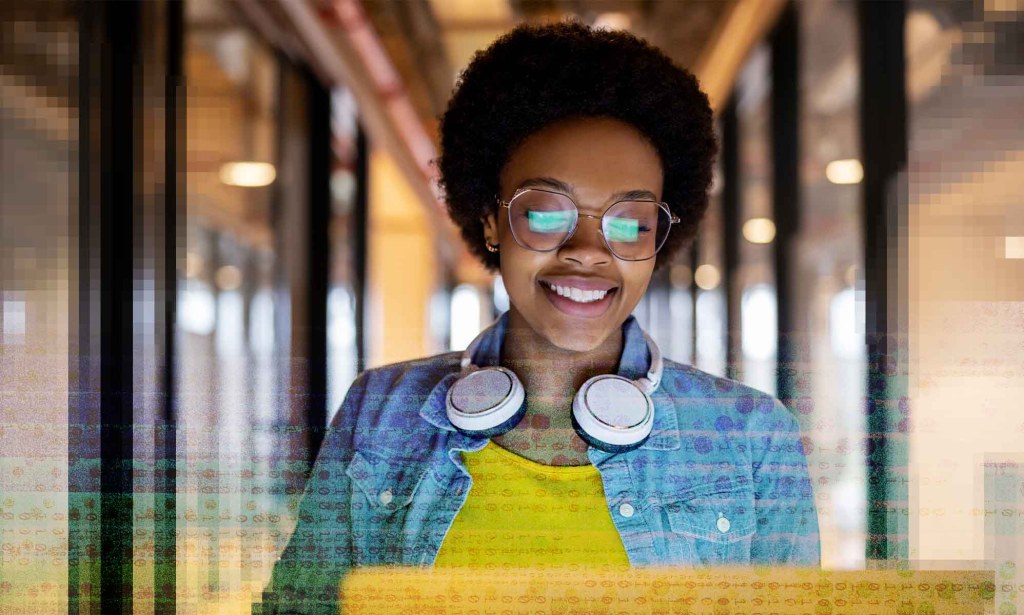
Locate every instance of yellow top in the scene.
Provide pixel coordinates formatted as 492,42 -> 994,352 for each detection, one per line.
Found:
433,441 -> 629,569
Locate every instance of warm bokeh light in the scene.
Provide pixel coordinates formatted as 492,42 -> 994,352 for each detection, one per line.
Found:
1005,236 -> 1024,259
742,217 -> 776,244
593,12 -> 632,31
825,158 -> 863,185
185,252 -> 203,279
844,264 -> 859,287
694,264 -> 721,290
214,265 -> 242,290
219,161 -> 277,187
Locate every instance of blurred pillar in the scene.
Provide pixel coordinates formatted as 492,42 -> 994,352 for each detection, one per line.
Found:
769,2 -> 801,409
157,1 -> 184,611
689,239 -> 700,364
75,3 -> 138,613
354,126 -> 369,372
272,60 -> 330,481
857,0 -> 910,563
721,96 -> 741,381
306,68 -> 331,463
72,1 -> 182,613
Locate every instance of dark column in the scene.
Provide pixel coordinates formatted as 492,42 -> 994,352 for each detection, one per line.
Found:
98,4 -> 138,613
155,1 -> 183,613
74,2 -> 168,613
720,96 -> 741,381
858,0 -> 910,563
689,238 -> 700,364
273,59 -> 312,487
353,126 -> 369,372
73,4 -> 183,612
770,1 -> 801,409
72,3 -> 104,610
306,70 -> 331,462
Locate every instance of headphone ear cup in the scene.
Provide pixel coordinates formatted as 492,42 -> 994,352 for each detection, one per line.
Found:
446,367 -> 527,437
571,375 -> 654,453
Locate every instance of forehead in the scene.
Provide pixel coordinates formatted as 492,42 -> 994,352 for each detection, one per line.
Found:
499,117 -> 664,202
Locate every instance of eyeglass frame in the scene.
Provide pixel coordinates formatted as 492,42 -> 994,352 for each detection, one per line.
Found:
495,187 -> 681,262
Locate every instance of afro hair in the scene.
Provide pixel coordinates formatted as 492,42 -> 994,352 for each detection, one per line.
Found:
438,21 -> 717,272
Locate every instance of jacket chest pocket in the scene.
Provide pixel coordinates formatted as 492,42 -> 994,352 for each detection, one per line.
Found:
346,449 -> 429,565
662,484 -> 755,566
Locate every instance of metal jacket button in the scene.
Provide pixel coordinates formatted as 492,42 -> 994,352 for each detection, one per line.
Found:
619,503 -> 635,518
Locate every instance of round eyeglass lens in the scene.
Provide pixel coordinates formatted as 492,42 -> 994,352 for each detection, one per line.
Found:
602,201 -> 672,260
508,190 -> 577,251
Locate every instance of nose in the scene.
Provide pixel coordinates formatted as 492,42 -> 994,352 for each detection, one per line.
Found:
558,214 -> 611,266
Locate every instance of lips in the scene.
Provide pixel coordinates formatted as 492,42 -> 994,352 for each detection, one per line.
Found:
538,275 -> 618,292
537,275 -> 619,318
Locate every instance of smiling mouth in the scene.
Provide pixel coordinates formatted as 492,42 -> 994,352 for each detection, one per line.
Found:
543,281 -> 612,303
538,280 -> 619,317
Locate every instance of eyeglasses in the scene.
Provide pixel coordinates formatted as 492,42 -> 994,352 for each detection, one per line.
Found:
498,188 -> 680,261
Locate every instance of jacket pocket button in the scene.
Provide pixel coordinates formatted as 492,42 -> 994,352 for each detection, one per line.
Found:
618,503 -> 635,518
717,512 -> 730,533
379,490 -> 394,506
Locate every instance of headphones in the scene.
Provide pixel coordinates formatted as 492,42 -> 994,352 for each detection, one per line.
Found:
445,324 -> 664,453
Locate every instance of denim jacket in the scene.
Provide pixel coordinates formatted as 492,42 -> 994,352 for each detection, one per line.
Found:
261,314 -> 820,614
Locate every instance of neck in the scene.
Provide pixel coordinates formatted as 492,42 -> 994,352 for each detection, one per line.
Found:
492,308 -> 624,465
500,308 -> 623,400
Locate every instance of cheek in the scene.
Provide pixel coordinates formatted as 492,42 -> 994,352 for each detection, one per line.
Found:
497,246 -> 539,292
621,266 -> 656,301
497,249 -> 559,312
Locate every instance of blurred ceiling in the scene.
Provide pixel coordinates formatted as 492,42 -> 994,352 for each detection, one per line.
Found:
0,1 -> 77,143
358,0 -> 743,131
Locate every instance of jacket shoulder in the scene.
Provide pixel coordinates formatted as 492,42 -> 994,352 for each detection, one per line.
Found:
658,358 -> 800,431
358,351 -> 462,389
341,352 -> 462,451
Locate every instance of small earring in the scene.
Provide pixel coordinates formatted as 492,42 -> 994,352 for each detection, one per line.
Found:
485,240 -> 499,253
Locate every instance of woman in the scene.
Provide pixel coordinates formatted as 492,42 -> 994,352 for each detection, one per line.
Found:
262,21 -> 819,615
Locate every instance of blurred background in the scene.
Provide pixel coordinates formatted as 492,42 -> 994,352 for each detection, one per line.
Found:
1,0 -> 1022,613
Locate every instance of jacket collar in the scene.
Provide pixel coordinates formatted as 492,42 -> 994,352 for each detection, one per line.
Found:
418,312 -> 680,452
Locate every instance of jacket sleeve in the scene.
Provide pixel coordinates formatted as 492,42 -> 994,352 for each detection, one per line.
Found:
257,372 -> 369,615
748,399 -> 821,566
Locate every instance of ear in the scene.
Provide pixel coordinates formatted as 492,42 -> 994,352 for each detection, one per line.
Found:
481,212 -> 499,246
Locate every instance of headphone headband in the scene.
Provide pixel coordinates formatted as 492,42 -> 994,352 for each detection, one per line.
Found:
638,331 -> 662,393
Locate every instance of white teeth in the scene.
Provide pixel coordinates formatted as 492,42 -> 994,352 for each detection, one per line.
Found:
546,283 -> 609,303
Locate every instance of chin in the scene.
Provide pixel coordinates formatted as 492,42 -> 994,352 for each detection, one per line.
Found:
540,322 -> 610,353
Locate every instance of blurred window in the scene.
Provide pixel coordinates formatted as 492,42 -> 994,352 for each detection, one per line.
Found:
741,284 -> 777,369
694,138 -> 727,376
696,288 -> 727,375
735,44 -> 777,395
180,0 -> 299,606
798,0 -> 866,569
327,87 -> 360,419
0,1 -> 77,609
667,269 -> 694,365
450,283 -> 483,350
492,275 -> 510,314
905,0 -> 1024,584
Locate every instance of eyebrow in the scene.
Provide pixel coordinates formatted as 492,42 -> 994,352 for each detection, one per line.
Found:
516,177 -> 659,202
